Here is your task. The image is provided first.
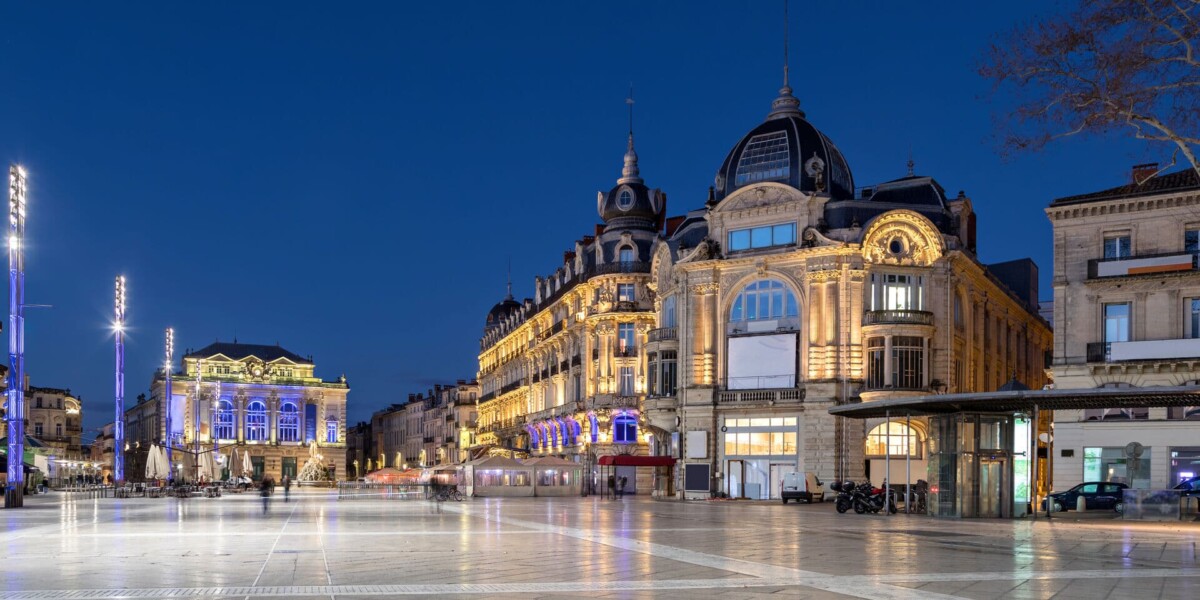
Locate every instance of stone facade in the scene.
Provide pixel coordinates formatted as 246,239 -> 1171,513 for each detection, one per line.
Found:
1047,167 -> 1200,490
365,380 -> 480,472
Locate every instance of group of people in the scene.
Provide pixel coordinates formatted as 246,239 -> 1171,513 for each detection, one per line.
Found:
607,474 -> 629,499
259,475 -> 293,512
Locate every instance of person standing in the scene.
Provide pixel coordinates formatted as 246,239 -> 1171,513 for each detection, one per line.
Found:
283,475 -> 291,502
618,476 -> 627,499
607,474 -> 616,500
260,477 -> 271,513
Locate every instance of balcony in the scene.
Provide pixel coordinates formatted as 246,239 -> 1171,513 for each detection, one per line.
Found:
727,318 -> 800,336
423,436 -> 435,444
717,387 -> 806,406
591,261 -> 651,276
1088,251 -> 1197,279
1087,339 -> 1200,363
590,395 -> 640,411
613,345 -> 639,358
648,327 -> 677,342
862,310 -> 934,326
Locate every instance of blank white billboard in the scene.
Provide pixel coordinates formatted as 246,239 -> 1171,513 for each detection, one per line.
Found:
727,334 -> 796,389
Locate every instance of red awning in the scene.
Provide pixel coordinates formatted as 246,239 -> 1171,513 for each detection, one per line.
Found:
598,455 -> 676,467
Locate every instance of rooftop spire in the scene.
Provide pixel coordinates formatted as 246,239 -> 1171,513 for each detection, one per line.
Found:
907,150 -> 915,177
767,0 -> 805,120
505,259 -> 513,300
619,85 -> 643,184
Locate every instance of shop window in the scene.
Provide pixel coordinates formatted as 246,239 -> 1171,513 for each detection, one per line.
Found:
1083,446 -> 1151,488
613,414 -> 637,444
865,422 -> 921,458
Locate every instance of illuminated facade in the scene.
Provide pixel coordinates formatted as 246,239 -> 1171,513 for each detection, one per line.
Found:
475,131 -> 664,494
133,341 -> 349,482
368,380 -> 479,471
25,385 -> 83,455
647,83 -> 1053,499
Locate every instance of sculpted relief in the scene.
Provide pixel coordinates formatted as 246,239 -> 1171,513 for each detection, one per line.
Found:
859,210 -> 944,267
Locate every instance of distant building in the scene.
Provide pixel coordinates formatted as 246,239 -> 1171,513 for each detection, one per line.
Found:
1047,166 -> 1200,490
24,383 -> 83,455
368,380 -> 479,471
126,341 -> 350,482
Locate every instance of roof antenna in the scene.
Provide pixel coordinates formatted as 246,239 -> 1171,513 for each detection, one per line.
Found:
619,85 -> 643,184
627,83 -> 635,137
783,0 -> 789,89
907,148 -> 915,177
768,0 -> 803,119
505,258 -> 513,300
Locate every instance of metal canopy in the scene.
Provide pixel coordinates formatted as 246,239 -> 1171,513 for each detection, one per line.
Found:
828,386 -> 1200,419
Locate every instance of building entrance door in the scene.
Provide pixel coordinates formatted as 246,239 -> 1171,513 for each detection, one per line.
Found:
726,460 -> 745,498
978,458 -> 1005,518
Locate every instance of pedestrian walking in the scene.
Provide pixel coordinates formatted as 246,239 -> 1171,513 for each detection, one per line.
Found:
607,474 -> 616,500
260,478 -> 271,513
618,476 -> 627,498
283,476 -> 291,502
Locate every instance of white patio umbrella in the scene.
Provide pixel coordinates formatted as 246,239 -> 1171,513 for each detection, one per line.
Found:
198,452 -> 215,483
242,451 -> 254,479
227,448 -> 240,479
144,446 -> 159,480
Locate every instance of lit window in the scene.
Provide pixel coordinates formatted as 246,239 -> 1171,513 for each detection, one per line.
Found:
734,131 -> 790,186
865,422 -> 921,457
728,223 -> 796,251
245,401 -> 267,441
617,323 -> 636,353
617,283 -> 636,302
215,400 -> 234,440
729,279 -> 798,323
326,419 -> 338,443
278,403 -> 299,442
618,366 -> 635,396
613,414 -> 637,443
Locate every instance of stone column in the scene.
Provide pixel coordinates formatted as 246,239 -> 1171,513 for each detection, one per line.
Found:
268,396 -> 278,444
235,396 -> 245,443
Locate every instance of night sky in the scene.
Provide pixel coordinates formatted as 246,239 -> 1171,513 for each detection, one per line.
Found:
0,2 -> 1161,437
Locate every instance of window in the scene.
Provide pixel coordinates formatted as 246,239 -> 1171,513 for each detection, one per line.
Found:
619,247 -> 635,264
865,422 -> 921,458
1168,406 -> 1200,419
1084,447 -> 1152,488
589,413 -> 599,443
613,414 -> 637,443
56,423 -> 62,438
954,294 -> 964,330
728,223 -> 796,251
869,273 -> 924,311
1104,303 -> 1130,343
734,130 -> 790,186
661,295 -> 677,328
278,403 -> 299,442
866,337 -> 886,389
34,422 -> 43,437
1188,229 -> 1200,253
617,283 -> 636,302
729,279 -> 798,323
618,189 -> 633,210
618,366 -> 634,396
660,350 -> 677,396
1189,299 -> 1200,339
326,419 -> 338,443
1103,235 -> 1131,259
245,401 -> 267,441
892,336 -> 924,389
35,397 -> 42,408
617,323 -> 636,353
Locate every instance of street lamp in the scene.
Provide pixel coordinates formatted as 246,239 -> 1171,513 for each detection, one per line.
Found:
113,275 -> 127,486
163,327 -> 173,479
7,165 -> 27,507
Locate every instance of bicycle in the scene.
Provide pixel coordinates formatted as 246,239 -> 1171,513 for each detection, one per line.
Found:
434,487 -> 464,502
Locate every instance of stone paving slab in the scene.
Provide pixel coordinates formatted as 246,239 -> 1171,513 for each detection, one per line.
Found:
0,492 -> 1198,599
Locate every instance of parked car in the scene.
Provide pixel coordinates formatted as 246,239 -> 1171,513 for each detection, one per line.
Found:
781,472 -> 824,504
1042,481 -> 1129,513
1174,475 -> 1200,498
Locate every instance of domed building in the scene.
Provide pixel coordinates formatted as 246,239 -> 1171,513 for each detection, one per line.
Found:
645,80 -> 1052,508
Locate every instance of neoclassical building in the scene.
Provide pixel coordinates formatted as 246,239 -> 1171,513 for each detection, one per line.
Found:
475,132 -> 664,494
131,341 -> 349,482
1047,167 -> 1200,490
647,83 -> 1053,499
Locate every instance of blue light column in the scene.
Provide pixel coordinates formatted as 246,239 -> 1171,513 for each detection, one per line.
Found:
6,165 -> 27,508
114,276 -> 126,485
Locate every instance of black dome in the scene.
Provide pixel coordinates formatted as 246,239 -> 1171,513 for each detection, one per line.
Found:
485,297 -> 521,327
714,90 -> 855,201
598,181 -> 662,230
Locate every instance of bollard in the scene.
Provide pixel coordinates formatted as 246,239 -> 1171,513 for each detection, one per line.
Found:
1077,495 -> 1087,512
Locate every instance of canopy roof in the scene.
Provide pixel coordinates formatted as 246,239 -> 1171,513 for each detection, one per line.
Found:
598,455 -> 676,467
524,456 -> 579,467
471,456 -> 530,469
829,386 -> 1200,419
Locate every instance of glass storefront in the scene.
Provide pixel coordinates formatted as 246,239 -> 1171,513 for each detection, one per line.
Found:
722,417 -> 798,499
927,413 -> 1026,518
1084,447 -> 1152,488
1170,447 -> 1200,485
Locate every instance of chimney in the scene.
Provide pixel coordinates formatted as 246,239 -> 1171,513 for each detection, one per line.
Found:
1132,163 -> 1158,184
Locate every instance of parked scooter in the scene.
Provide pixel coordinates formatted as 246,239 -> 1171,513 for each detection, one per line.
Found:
830,480 -> 855,514
852,481 -> 897,514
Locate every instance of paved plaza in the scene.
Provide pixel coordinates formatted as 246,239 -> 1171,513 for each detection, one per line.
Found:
1,492 -> 1198,599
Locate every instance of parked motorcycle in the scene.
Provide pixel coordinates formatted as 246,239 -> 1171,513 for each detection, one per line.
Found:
830,480 -> 855,514
852,481 -> 897,514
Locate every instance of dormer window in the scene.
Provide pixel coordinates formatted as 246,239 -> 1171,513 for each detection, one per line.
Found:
728,223 -> 796,251
618,189 -> 633,210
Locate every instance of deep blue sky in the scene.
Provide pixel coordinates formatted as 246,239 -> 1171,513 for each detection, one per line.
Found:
1,2 -> 1161,436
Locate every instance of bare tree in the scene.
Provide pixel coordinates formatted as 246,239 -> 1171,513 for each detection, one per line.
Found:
981,0 -> 1200,180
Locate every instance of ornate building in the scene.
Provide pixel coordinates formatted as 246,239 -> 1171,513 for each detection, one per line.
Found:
647,82 -> 1053,499
132,341 -> 349,482
475,130 -> 665,494
367,380 -> 479,473
1047,166 -> 1200,490
23,384 -> 83,455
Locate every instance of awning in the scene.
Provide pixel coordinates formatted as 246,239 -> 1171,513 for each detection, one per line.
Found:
598,455 -> 676,467
828,385 -> 1200,419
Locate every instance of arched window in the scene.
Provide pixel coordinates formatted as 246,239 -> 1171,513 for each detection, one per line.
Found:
549,421 -> 558,447
729,279 -> 798,323
325,418 -> 338,443
245,401 -> 267,441
619,246 -> 635,264
278,403 -> 299,442
613,413 -> 637,444
589,413 -> 599,443
528,425 -> 540,449
865,422 -> 921,458
215,400 -> 234,440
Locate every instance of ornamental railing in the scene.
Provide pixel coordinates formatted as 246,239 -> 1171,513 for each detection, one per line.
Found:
862,310 -> 935,326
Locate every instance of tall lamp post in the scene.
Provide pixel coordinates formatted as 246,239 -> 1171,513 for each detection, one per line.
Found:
164,328 -> 174,479
113,276 -> 126,486
6,165 -> 27,508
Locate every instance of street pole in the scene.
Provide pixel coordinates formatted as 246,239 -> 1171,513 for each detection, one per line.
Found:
113,276 -> 126,487
195,359 -> 202,483
164,328 -> 173,481
6,165 -> 26,508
